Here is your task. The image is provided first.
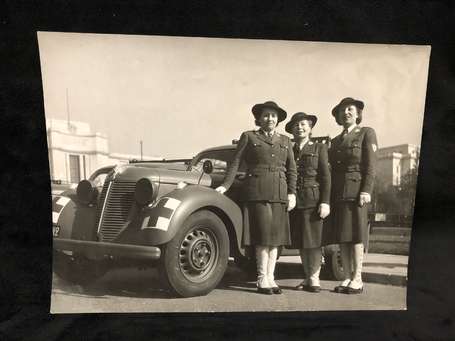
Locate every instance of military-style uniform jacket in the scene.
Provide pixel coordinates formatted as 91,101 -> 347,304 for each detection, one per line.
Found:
293,141 -> 331,209
329,126 -> 378,202
222,130 -> 297,203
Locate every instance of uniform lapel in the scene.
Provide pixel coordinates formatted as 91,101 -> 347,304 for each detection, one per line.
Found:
339,126 -> 360,148
254,130 -> 275,145
294,140 -> 311,158
271,132 -> 280,145
302,141 -> 314,154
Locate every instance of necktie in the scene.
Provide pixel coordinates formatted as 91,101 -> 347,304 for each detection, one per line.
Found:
342,129 -> 348,139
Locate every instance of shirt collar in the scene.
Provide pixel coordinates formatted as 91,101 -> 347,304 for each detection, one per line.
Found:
259,129 -> 275,137
295,138 -> 310,150
343,124 -> 357,134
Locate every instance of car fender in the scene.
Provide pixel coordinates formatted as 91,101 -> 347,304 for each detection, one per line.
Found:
52,191 -> 98,241
134,185 -> 243,250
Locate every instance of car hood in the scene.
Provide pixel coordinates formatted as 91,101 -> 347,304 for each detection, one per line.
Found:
110,164 -> 212,186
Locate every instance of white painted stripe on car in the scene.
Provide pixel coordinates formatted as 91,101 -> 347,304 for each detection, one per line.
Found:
141,216 -> 151,229
52,196 -> 71,224
52,212 -> 60,225
56,196 -> 71,208
164,197 -> 181,210
155,216 -> 171,231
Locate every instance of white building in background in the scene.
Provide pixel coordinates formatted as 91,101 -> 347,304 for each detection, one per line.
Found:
46,119 -> 162,184
377,144 -> 420,187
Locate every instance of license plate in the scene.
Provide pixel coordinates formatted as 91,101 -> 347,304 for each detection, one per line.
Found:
53,225 -> 60,237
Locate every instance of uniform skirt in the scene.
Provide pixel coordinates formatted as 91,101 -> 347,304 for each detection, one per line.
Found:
289,207 -> 324,249
242,201 -> 290,246
323,201 -> 369,246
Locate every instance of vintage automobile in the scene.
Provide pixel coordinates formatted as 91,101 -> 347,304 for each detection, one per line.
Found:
52,138 -> 344,297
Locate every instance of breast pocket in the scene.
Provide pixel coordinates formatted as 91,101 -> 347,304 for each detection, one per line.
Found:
279,143 -> 289,161
349,142 -> 362,161
246,142 -> 263,162
343,172 -> 362,200
302,152 -> 318,171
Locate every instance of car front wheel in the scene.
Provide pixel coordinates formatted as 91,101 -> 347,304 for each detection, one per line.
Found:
159,210 -> 229,297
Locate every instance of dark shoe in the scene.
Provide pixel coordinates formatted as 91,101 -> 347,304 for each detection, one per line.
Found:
334,285 -> 349,294
307,285 -> 321,293
272,286 -> 282,294
346,286 -> 364,294
257,287 -> 273,295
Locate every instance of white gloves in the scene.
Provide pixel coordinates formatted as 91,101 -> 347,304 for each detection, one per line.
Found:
287,194 -> 296,211
215,186 -> 227,194
318,203 -> 330,219
359,192 -> 371,207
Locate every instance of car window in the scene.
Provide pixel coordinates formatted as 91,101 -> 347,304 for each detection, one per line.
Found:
191,149 -> 246,173
194,158 -> 228,174
92,173 -> 108,189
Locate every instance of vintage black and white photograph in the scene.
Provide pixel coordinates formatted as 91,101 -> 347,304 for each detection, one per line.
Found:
38,32 -> 430,313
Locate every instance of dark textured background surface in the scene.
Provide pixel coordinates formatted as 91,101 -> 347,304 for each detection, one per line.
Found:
1,1 -> 454,340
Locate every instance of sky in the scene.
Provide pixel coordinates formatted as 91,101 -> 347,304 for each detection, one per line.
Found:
38,32 -> 430,159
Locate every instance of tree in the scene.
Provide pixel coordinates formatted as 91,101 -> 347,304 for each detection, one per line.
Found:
397,167 -> 419,217
397,149 -> 419,217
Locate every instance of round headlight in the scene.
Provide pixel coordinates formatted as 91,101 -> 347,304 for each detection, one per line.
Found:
135,178 -> 156,205
76,180 -> 98,204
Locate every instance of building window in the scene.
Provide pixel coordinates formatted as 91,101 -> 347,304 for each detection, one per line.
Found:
69,154 -> 81,183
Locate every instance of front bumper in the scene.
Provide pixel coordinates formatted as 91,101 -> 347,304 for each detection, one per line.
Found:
53,238 -> 161,260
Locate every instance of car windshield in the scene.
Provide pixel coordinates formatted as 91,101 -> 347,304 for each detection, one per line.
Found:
190,149 -> 246,174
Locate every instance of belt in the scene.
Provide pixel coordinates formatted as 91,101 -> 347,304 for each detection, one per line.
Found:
297,179 -> 318,188
249,165 -> 286,172
333,164 -> 361,172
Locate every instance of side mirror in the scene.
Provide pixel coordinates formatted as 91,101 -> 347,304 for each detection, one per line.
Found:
202,160 -> 213,174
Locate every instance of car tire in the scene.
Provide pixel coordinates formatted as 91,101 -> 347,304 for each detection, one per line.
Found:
53,251 -> 108,286
322,223 -> 371,280
234,247 -> 257,280
321,246 -> 344,281
159,210 -> 229,297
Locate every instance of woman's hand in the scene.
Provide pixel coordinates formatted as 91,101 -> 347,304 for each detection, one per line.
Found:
287,194 -> 296,211
215,186 -> 227,194
318,203 -> 330,219
359,192 -> 371,207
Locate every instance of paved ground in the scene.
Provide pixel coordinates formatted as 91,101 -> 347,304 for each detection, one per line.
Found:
50,256 -> 407,313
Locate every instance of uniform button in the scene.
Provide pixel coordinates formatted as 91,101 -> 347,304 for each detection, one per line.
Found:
271,154 -> 275,157
337,150 -> 341,153
296,158 -> 300,161
337,161 -> 341,164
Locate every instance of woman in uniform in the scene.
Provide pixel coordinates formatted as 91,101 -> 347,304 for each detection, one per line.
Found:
285,112 -> 331,293
215,101 -> 297,295
328,97 -> 377,294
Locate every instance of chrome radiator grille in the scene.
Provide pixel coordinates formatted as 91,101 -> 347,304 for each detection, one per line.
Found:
97,180 -> 136,242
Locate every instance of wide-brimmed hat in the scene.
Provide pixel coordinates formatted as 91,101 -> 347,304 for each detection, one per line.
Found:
285,112 -> 318,133
252,101 -> 287,122
331,97 -> 364,125
331,97 -> 364,117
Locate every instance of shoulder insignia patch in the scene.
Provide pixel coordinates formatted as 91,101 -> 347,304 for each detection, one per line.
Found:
372,144 -> 377,152
308,141 -> 314,145
355,128 -> 361,133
